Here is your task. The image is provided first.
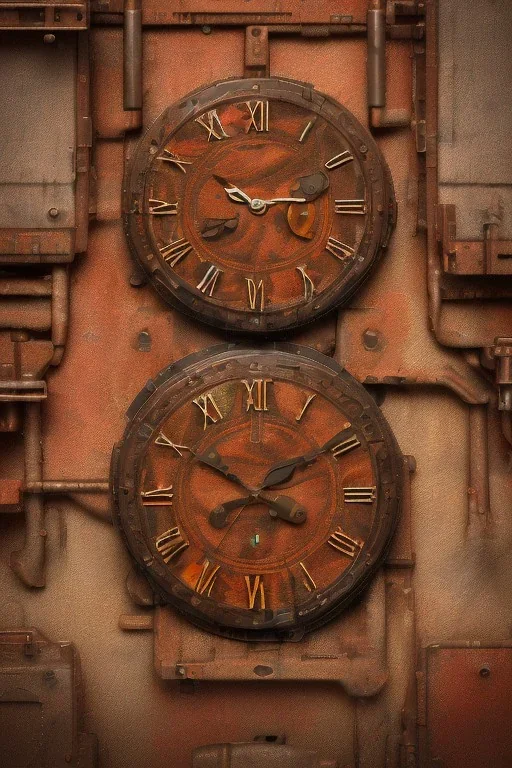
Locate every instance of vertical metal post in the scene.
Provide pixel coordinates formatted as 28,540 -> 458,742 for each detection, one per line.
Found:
123,0 -> 142,111
11,402 -> 46,587
367,5 -> 386,108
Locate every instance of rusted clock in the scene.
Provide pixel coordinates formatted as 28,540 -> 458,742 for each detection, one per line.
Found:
124,78 -> 396,334
111,344 -> 402,641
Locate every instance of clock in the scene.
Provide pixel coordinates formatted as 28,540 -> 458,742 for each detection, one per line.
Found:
111,344 -> 402,641
124,77 -> 396,334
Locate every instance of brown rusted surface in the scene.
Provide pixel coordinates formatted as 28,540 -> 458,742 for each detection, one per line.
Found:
420,645 -> 512,768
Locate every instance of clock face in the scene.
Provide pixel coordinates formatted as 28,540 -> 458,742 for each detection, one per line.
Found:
112,345 -> 402,641
124,78 -> 396,334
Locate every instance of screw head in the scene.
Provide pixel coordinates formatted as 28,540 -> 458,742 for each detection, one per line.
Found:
43,33 -> 56,44
479,664 -> 491,678
48,207 -> 59,218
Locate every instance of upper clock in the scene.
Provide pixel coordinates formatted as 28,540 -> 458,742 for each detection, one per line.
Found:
124,78 -> 396,333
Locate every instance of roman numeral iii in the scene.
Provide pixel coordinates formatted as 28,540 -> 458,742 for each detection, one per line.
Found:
344,486 -> 376,504
141,486 -> 174,506
331,435 -> 361,459
335,200 -> 366,215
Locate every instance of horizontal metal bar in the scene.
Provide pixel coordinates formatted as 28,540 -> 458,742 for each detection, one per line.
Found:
0,278 -> 52,297
0,2 -> 84,6
0,380 -> 47,401
24,480 -> 109,493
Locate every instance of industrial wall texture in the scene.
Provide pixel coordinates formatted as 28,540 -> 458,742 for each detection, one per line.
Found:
0,1 -> 511,767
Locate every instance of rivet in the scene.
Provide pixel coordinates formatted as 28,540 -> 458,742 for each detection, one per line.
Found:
48,207 -> 59,218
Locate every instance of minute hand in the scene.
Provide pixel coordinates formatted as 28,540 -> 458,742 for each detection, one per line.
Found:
260,197 -> 306,205
258,427 -> 355,490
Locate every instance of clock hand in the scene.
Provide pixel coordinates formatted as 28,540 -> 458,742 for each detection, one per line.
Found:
209,493 -> 307,529
259,427 -> 355,490
258,196 -> 307,206
191,446 -> 252,492
213,175 -> 253,205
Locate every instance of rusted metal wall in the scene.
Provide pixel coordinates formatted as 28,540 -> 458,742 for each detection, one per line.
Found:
0,1 -> 511,766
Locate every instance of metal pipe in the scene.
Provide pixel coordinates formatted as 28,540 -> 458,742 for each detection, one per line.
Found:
367,6 -> 386,108
123,0 -> 142,111
24,480 -> 109,494
10,402 -> 46,587
367,0 -> 411,128
50,266 -> 69,366
0,278 -> 52,296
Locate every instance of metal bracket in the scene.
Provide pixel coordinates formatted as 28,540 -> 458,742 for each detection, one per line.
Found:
0,0 -> 87,30
437,204 -> 512,277
244,26 -> 269,79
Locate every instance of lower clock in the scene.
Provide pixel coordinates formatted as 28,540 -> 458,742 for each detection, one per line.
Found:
111,344 -> 402,641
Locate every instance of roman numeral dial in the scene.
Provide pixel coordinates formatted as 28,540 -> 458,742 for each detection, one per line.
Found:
115,344 -> 401,640
127,80 -> 393,334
